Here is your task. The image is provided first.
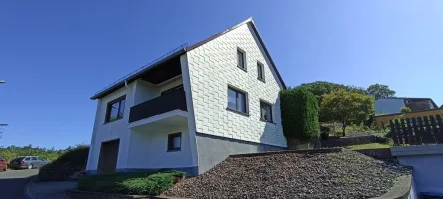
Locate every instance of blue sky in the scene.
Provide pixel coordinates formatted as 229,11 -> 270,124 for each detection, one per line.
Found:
0,1 -> 442,149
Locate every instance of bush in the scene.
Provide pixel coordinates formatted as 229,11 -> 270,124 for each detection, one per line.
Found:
77,170 -> 185,196
42,145 -> 89,169
280,87 -> 319,141
400,106 -> 411,114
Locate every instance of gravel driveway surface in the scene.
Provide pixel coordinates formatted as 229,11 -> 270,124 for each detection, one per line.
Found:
164,149 -> 411,199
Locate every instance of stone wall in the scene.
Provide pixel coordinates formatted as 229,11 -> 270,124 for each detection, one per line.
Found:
321,135 -> 376,148
354,148 -> 396,163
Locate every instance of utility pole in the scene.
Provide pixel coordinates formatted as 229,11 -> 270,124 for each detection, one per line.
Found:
0,80 -> 7,138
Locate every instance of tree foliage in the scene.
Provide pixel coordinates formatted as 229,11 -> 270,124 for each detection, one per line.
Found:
0,144 -> 88,163
320,90 -> 375,136
366,84 -> 396,100
298,81 -> 366,99
400,106 -> 411,114
280,87 -> 319,141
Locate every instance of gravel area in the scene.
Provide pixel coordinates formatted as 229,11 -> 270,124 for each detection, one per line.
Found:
164,149 -> 411,199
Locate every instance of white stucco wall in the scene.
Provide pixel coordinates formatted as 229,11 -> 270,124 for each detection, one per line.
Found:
186,23 -> 286,147
87,77 -> 187,172
86,83 -> 134,171
375,98 -> 405,115
126,128 -> 193,169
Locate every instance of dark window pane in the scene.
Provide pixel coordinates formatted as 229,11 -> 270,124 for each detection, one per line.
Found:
238,92 -> 246,113
237,51 -> 244,68
118,99 -> 125,118
257,63 -> 264,80
172,136 -> 181,149
168,133 -> 182,151
261,102 -> 272,122
31,157 -> 37,160
109,102 -> 119,120
25,158 -> 30,161
228,89 -> 237,110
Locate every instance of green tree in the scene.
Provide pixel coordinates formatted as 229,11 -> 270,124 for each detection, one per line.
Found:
320,90 -> 375,136
366,84 -> 396,100
280,87 -> 319,141
400,106 -> 411,114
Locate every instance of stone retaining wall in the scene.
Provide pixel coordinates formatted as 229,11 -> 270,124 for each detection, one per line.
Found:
321,135 -> 377,148
355,148 -> 396,163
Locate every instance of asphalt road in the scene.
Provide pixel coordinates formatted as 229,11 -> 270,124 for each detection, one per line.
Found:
0,169 -> 39,199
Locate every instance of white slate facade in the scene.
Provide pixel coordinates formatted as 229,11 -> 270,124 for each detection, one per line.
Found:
187,23 -> 287,147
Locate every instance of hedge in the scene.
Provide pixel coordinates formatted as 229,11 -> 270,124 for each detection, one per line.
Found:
77,171 -> 185,196
42,146 -> 89,169
280,87 -> 319,141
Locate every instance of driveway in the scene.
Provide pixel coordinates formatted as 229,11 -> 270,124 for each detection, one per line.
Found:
0,169 -> 39,199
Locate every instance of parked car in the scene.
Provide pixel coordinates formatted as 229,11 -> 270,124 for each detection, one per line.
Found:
0,157 -> 7,171
9,156 -> 48,169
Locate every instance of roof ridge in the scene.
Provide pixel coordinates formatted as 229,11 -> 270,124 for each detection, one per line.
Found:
185,17 -> 253,51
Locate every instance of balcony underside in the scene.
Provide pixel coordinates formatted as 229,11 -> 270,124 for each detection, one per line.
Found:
128,110 -> 188,133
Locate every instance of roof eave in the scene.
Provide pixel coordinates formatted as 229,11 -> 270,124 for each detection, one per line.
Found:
90,48 -> 186,100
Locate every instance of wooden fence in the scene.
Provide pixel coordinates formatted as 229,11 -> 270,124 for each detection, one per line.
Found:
389,114 -> 443,145
375,108 -> 443,128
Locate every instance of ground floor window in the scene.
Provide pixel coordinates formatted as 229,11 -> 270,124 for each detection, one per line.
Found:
167,132 -> 182,151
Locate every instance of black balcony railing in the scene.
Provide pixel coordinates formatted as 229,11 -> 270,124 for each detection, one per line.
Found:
129,89 -> 187,123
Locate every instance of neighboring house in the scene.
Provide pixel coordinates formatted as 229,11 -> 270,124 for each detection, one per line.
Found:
375,97 -> 438,115
86,18 -> 287,176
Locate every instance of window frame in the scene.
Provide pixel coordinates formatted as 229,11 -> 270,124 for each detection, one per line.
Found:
227,86 -> 249,116
104,95 -> 126,123
259,100 -> 273,123
257,61 -> 265,82
167,132 -> 182,152
237,48 -> 247,71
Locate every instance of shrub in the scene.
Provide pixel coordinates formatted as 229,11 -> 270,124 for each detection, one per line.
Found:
400,106 -> 411,114
280,87 -> 319,141
42,145 -> 89,169
77,170 -> 185,196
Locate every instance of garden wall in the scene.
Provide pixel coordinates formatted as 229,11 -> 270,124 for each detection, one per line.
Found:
321,135 -> 376,148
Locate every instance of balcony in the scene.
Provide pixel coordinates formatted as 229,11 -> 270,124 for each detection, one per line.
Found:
129,89 -> 188,124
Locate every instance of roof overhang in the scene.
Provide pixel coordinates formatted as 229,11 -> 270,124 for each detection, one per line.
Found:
90,46 -> 186,100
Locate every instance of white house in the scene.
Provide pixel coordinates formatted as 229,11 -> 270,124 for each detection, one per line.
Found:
86,18 -> 288,176
375,97 -> 438,115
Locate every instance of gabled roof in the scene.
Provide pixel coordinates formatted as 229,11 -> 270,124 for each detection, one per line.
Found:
91,17 -> 286,100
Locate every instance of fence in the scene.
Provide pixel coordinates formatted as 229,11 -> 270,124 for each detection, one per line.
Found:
374,108 -> 443,128
389,115 -> 443,145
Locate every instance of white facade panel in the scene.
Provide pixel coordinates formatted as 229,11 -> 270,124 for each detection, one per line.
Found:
126,129 -> 193,169
186,23 -> 287,147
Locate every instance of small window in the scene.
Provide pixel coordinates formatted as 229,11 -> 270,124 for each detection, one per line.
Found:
25,157 -> 30,161
260,101 -> 273,122
257,62 -> 265,81
167,133 -> 182,151
105,96 -> 126,123
228,87 -> 247,113
37,157 -> 44,161
31,157 -> 37,160
237,49 -> 246,70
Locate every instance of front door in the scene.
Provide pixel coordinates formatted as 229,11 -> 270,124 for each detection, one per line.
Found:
97,139 -> 120,174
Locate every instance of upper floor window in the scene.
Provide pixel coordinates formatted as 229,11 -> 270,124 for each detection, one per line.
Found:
228,87 -> 247,114
105,96 -> 126,123
237,49 -> 246,70
260,101 -> 273,122
257,62 -> 265,82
